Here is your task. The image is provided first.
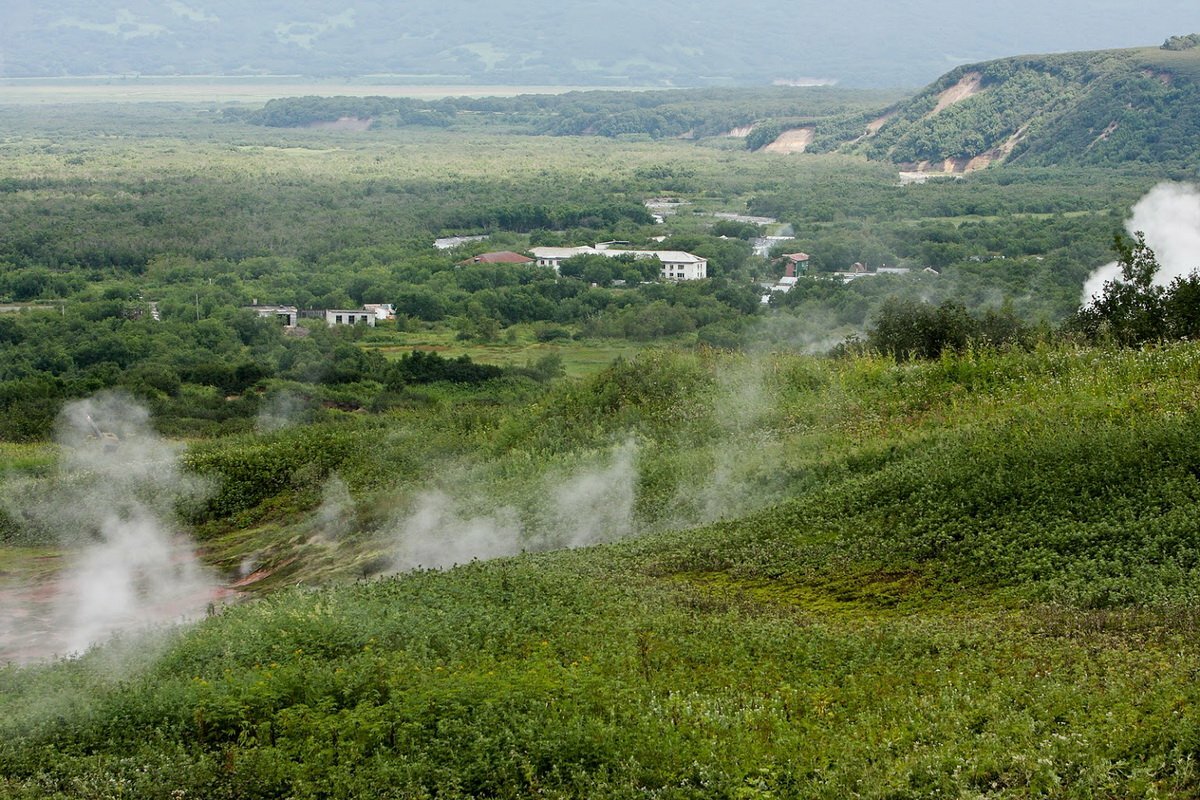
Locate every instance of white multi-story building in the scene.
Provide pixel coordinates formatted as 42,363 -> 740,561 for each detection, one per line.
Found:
530,247 -> 591,270
529,246 -> 708,280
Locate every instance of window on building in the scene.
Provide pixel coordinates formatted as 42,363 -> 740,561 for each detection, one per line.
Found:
335,315 -> 343,324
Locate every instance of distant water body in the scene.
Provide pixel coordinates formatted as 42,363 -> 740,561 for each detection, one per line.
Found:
0,77 -> 655,105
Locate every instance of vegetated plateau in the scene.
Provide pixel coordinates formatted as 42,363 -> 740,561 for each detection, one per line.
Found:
3,38 -> 1200,798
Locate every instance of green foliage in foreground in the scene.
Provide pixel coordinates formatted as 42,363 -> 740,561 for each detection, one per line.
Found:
5,344 -> 1200,796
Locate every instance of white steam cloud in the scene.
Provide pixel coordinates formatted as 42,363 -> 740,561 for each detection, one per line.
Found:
310,473 -> 355,543
392,491 -> 524,571
256,389 -> 309,433
1,393 -> 219,664
391,441 -> 637,571
1082,182 -> 1200,304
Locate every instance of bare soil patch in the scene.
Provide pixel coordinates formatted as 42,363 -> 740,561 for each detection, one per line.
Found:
763,127 -> 815,154
930,72 -> 984,115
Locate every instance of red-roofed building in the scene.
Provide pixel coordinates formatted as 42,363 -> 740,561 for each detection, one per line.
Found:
783,252 -> 810,277
457,251 -> 535,265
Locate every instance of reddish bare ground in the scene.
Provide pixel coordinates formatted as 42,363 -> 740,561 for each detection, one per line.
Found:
0,549 -> 247,666
229,558 -> 297,589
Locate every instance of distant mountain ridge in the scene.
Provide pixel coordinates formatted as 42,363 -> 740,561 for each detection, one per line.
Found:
830,42 -> 1200,169
1,1 -> 1198,88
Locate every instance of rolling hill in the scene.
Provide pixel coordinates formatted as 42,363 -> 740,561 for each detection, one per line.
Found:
825,39 -> 1200,170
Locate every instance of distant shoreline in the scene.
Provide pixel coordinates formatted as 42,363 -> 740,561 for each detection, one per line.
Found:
0,77 -> 663,105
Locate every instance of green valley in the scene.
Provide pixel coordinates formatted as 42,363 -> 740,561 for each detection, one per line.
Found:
3,40 -> 1200,797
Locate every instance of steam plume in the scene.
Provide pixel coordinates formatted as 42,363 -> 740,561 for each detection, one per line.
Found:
1082,182 -> 1200,304
391,442 -> 638,571
256,389 -> 309,433
1,393 -> 218,664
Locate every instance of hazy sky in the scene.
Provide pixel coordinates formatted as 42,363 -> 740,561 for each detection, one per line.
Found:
0,1 -> 1197,87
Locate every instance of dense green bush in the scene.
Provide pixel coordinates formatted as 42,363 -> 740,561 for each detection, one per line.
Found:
866,296 -> 1034,358
1068,232 -> 1200,345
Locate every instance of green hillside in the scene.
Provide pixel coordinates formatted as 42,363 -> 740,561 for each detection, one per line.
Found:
6,343 -> 1200,797
843,42 -> 1200,169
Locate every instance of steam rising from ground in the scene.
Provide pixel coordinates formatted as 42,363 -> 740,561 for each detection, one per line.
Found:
1,393 -> 217,663
1082,182 -> 1200,304
391,441 -> 637,571
386,355 -> 795,574
256,389 -> 309,433
311,473 -> 354,543
745,309 -> 852,356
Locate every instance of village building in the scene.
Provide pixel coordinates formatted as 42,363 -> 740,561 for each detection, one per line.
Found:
324,309 -> 376,327
782,253 -> 810,276
530,246 -> 593,270
363,303 -> 396,322
529,245 -> 708,280
246,304 -> 299,326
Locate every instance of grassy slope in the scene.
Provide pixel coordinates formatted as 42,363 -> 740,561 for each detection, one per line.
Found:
4,344 -> 1200,796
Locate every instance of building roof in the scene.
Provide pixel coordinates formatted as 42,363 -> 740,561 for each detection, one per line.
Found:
458,251 -> 535,265
624,250 -> 705,264
246,304 -> 298,313
530,246 -> 595,259
784,252 -> 810,261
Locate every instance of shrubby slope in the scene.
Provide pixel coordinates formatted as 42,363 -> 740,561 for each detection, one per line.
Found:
5,344 -> 1200,796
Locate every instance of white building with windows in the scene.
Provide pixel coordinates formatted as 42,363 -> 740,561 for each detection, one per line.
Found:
529,246 -> 707,280
325,309 -> 376,327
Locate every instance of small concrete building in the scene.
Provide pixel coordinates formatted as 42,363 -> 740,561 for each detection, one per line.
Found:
434,235 -> 488,250
247,305 -> 299,326
651,250 -> 708,281
325,309 -> 376,327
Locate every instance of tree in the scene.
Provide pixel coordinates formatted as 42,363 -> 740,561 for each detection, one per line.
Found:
868,297 -> 976,359
1071,232 -> 1167,345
